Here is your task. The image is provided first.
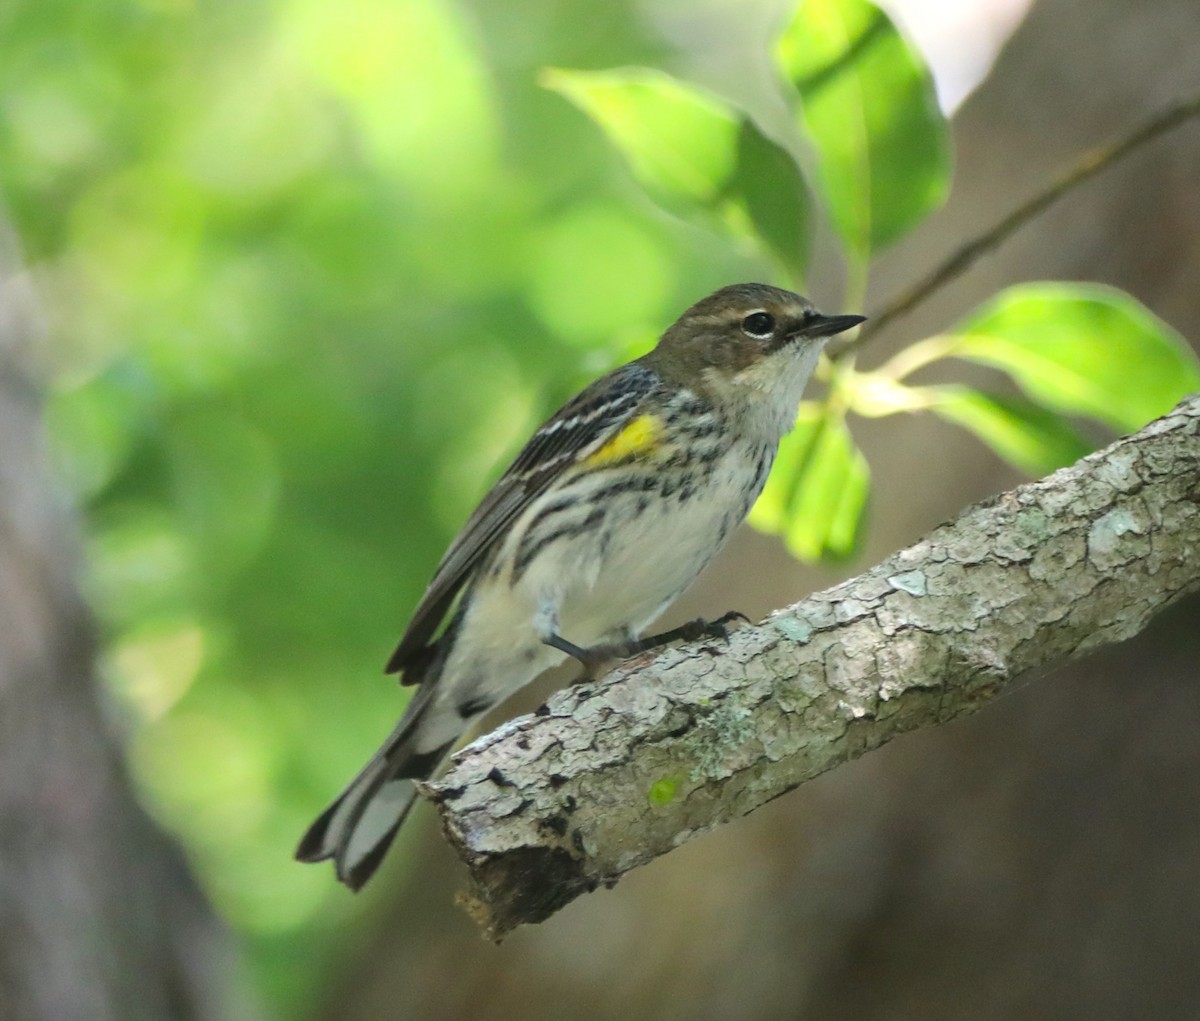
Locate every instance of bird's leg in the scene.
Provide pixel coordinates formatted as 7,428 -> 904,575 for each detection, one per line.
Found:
541,631 -> 598,664
536,597 -> 616,679
543,611 -> 749,679
541,631 -> 632,679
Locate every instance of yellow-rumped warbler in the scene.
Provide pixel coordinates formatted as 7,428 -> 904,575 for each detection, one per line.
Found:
296,283 -> 863,889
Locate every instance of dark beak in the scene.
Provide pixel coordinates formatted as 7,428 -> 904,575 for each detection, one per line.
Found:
798,313 -> 867,340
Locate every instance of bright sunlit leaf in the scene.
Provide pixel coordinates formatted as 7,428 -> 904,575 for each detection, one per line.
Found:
775,0 -> 950,261
543,66 -> 812,279
948,283 -> 1200,433
543,67 -> 738,211
750,401 -> 869,561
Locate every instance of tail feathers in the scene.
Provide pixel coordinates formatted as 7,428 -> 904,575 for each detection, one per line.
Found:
295,758 -> 422,890
296,722 -> 457,890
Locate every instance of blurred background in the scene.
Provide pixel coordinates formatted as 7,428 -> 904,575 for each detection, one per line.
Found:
1,0 -> 1198,1018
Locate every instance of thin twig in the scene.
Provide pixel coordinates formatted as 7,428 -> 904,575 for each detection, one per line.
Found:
840,90 -> 1200,352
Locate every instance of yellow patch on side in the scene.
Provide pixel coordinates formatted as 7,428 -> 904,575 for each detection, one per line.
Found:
583,413 -> 666,467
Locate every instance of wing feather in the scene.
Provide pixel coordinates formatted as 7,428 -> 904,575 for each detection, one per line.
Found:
386,362 -> 659,678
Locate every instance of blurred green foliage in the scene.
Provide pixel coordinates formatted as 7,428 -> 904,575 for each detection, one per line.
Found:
0,0 -> 753,1011
1,0 -> 1197,1016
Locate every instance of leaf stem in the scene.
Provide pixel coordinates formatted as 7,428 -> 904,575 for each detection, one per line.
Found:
874,333 -> 960,381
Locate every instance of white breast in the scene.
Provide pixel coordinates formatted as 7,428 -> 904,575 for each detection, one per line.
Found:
518,436 -> 772,646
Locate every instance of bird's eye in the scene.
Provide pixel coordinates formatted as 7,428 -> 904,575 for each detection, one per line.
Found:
741,311 -> 775,338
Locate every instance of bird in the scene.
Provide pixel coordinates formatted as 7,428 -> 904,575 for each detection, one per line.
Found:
296,282 -> 864,889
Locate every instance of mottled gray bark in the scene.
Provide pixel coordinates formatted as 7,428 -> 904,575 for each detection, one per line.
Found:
425,394 -> 1200,937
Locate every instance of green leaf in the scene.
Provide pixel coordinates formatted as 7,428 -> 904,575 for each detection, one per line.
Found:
948,283 -> 1200,433
542,67 -> 737,213
924,386 -> 1094,476
775,0 -> 951,260
543,66 -> 812,279
749,402 -> 869,561
729,118 -> 812,280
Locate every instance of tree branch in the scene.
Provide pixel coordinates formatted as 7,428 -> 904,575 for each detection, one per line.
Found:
422,394 -> 1200,938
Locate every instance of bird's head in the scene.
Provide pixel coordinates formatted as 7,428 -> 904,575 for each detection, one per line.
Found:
646,283 -> 865,439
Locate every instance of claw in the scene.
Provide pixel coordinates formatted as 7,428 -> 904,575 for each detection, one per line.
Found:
704,610 -> 750,642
